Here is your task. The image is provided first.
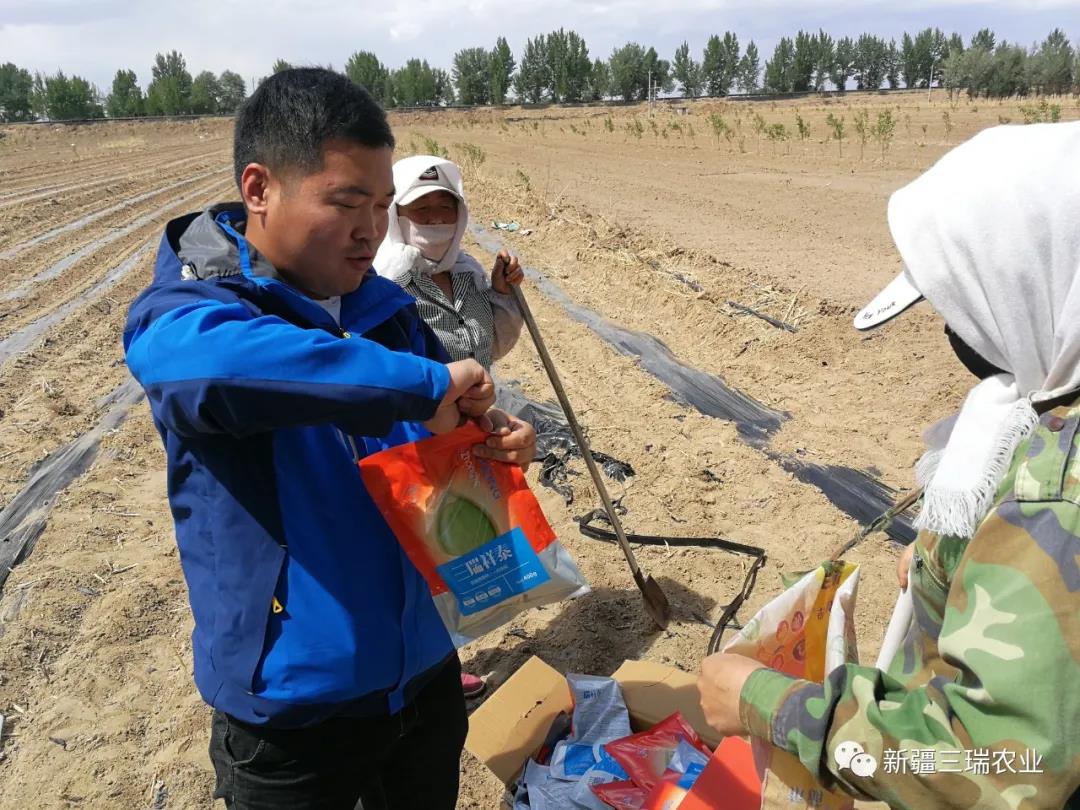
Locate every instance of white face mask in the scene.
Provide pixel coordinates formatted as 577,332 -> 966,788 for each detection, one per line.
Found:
399,218 -> 457,264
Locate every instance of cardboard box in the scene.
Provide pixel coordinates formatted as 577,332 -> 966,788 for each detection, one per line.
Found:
466,655 -> 760,809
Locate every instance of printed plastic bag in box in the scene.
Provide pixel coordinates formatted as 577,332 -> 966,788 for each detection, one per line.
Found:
550,674 -> 632,780
722,560 -> 861,810
359,422 -> 589,645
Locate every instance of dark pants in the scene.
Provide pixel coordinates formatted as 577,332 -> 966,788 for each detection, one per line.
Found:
209,657 -> 468,810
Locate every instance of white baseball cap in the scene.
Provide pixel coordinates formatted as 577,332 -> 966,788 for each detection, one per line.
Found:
853,268 -> 924,331
396,163 -> 463,207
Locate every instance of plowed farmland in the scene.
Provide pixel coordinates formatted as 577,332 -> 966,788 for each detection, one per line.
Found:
0,95 -> 1072,808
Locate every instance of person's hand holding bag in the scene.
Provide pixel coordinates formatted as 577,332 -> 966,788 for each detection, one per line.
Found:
423,359 -> 495,434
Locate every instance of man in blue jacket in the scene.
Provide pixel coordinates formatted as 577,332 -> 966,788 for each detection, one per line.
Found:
123,68 -> 536,809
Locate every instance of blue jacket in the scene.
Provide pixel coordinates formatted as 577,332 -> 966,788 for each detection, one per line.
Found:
123,204 -> 455,727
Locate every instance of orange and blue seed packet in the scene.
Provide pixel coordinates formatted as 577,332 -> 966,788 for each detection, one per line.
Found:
359,422 -> 589,645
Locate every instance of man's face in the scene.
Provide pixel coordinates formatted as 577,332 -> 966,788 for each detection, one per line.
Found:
244,140 -> 395,299
398,190 -> 459,225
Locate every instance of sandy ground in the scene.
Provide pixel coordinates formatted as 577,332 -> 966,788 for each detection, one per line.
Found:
0,94 -> 1075,809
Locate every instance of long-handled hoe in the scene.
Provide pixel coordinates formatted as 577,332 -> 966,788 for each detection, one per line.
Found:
509,286 -> 672,630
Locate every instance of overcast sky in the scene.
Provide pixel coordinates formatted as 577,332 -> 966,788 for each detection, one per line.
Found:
1,0 -> 1078,92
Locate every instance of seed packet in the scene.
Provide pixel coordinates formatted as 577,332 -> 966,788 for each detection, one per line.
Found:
359,422 -> 589,645
605,713 -> 712,792
550,674 -> 632,780
592,780 -> 649,810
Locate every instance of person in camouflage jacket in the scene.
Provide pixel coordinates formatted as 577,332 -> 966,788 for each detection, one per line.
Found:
699,122 -> 1080,809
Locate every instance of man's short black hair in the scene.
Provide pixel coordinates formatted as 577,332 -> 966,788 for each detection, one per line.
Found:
233,67 -> 395,189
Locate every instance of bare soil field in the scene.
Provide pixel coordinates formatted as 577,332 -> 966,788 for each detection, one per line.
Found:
0,93 -> 1075,808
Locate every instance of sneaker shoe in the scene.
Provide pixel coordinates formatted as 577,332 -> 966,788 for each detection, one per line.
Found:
461,671 -> 486,698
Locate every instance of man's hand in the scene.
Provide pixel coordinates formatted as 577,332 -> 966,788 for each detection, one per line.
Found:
698,653 -> 766,738
458,375 -> 495,418
422,399 -> 463,435
491,250 -> 524,295
472,408 -> 536,470
424,360 -> 493,434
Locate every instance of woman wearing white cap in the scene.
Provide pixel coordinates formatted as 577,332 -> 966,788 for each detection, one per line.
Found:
375,155 -> 526,699
375,155 -> 524,371
697,121 -> 1080,808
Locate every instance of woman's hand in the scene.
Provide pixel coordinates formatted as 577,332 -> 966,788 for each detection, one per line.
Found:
491,250 -> 524,295
897,542 -> 916,590
697,653 -> 766,738
472,408 -> 536,470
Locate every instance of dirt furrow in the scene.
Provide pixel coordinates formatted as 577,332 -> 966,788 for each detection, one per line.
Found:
0,167 -> 230,291
0,168 -> 228,262
1,175 -> 229,302
0,177 -> 231,345
0,379 -> 144,592
0,126 -> 229,186
0,181 -> 230,517
0,245 -> 154,367
0,151 -> 229,256
442,156 -> 968,498
0,247 -> 155,509
0,149 -> 226,211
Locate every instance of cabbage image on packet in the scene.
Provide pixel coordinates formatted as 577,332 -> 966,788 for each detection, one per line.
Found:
359,422 -> 589,645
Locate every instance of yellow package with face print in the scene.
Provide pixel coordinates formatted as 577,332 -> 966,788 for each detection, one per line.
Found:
721,561 -> 860,810
359,422 -> 589,646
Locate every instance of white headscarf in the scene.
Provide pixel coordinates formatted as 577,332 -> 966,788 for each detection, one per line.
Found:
890,121 -> 1080,537
374,155 -> 487,287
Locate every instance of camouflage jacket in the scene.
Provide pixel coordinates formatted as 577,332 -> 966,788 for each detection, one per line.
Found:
740,401 -> 1080,809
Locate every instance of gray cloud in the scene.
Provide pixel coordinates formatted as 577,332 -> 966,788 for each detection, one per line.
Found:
0,0 -> 129,27
0,0 -> 1076,92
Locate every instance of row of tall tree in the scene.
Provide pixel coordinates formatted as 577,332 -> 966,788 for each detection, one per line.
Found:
758,27 -> 1078,97
2,27 -> 1078,122
338,53 -> 455,107
0,66 -> 105,121
429,26 -> 1079,104
943,29 -> 1077,98
0,52 -> 246,122
349,26 -> 1080,105
674,35 -> 761,96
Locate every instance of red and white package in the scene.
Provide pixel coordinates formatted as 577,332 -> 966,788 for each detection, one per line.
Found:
592,780 -> 649,810
605,713 -> 712,791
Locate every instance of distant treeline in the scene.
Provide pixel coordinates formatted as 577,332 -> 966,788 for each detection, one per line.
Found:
1,26 -> 1076,122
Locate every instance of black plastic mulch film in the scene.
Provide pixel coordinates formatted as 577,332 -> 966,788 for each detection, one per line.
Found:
477,224 -> 915,644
